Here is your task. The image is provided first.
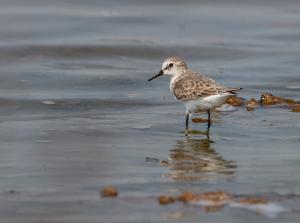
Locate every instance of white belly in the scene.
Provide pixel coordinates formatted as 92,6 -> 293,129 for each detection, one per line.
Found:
183,93 -> 232,113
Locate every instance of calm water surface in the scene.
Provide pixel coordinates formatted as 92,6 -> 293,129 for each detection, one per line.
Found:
0,0 -> 300,222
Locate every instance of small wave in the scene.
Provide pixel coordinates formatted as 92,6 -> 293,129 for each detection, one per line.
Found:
0,44 -> 252,61
0,97 -> 162,112
229,202 -> 286,218
287,85 -> 300,90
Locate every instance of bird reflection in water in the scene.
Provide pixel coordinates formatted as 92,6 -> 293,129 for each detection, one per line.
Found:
163,137 -> 236,182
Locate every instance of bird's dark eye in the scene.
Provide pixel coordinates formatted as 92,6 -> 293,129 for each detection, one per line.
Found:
169,63 -> 173,67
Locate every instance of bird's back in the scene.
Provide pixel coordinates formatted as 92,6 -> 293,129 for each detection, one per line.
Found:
171,70 -> 240,101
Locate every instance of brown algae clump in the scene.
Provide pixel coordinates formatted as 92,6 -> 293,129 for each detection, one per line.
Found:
177,191 -> 230,205
261,92 -> 297,106
261,92 -> 284,105
101,186 -> 118,198
158,195 -> 176,205
260,92 -> 300,112
156,191 -> 285,217
246,98 -> 260,111
226,95 -> 246,106
198,191 -> 232,205
177,191 -> 199,203
235,197 -> 269,205
158,191 -> 266,207
290,104 -> 300,112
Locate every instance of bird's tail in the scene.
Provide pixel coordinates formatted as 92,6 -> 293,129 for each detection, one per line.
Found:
226,87 -> 243,95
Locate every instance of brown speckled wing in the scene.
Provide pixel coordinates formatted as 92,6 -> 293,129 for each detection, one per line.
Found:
172,72 -> 235,101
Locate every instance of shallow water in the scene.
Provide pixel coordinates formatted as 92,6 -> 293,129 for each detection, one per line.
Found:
0,0 -> 300,222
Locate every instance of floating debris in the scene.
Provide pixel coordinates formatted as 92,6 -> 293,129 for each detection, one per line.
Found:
177,191 -> 231,205
261,92 -> 284,105
197,191 -> 232,206
290,104 -> 300,112
101,186 -> 118,198
212,92 -> 300,113
178,191 -> 199,203
246,98 -> 260,111
158,195 -> 176,205
260,92 -> 300,112
226,95 -> 246,106
157,191 -> 286,218
234,197 -> 268,205
260,92 -> 296,106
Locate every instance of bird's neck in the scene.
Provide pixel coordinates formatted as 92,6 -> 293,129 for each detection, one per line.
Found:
169,68 -> 188,91
169,73 -> 184,92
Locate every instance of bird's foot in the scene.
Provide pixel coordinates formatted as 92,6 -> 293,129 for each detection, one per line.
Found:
185,129 -> 189,136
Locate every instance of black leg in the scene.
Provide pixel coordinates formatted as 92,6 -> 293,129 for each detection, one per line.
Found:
185,112 -> 189,136
207,110 -> 211,136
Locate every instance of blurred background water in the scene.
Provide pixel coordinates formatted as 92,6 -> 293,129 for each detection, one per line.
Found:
0,0 -> 300,222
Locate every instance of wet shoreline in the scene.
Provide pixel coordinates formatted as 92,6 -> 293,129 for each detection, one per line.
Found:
0,0 -> 300,222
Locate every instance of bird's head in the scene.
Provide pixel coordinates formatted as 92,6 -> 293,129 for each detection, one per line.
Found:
148,57 -> 188,81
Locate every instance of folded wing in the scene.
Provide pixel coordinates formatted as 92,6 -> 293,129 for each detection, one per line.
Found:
172,72 -> 241,101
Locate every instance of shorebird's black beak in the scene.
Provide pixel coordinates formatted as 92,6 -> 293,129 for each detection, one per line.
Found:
148,70 -> 164,81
